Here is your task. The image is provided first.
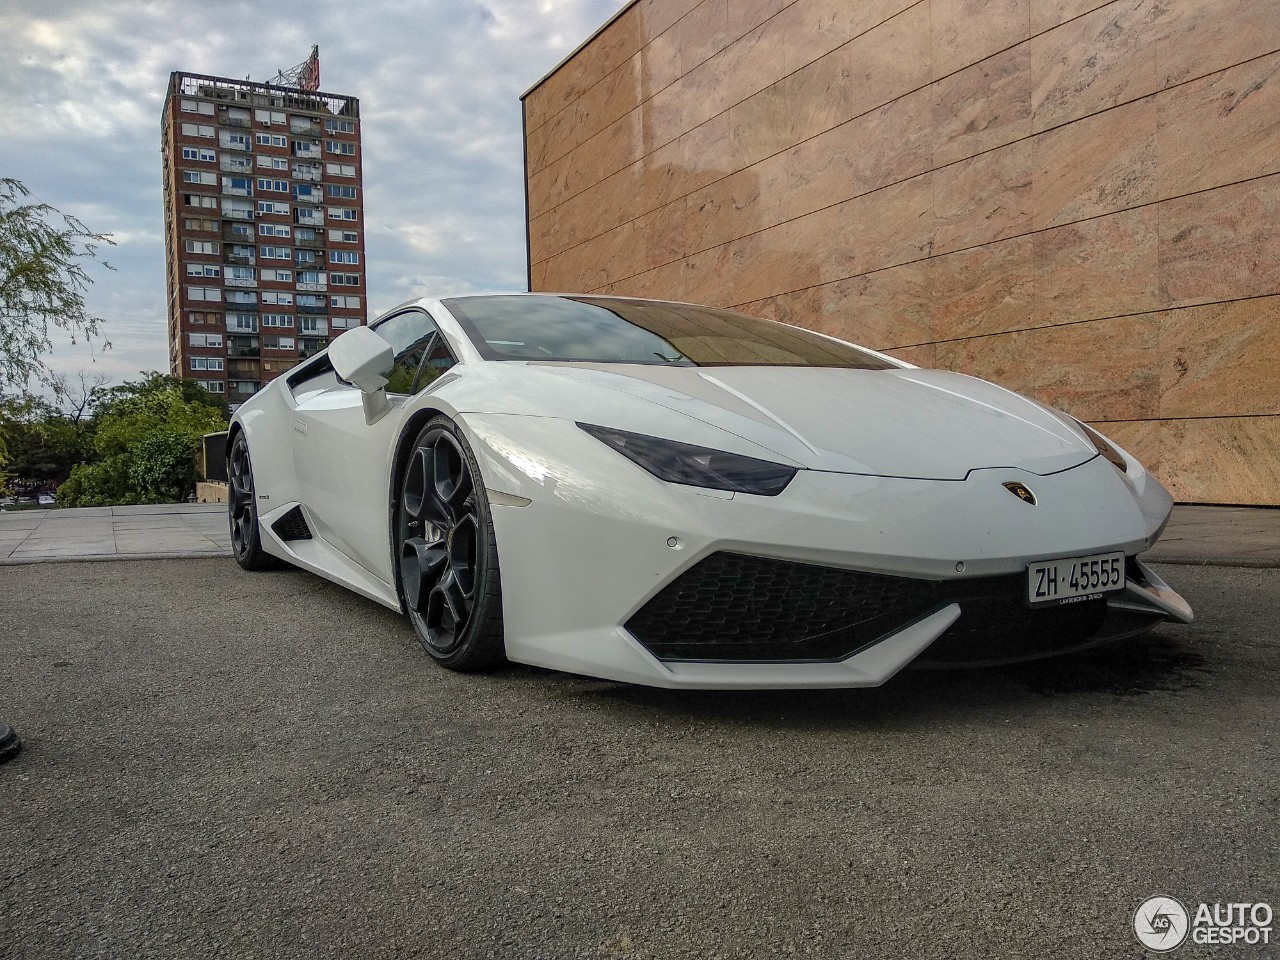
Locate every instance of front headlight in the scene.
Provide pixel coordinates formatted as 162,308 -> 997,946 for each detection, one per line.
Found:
577,423 -> 797,496
1075,420 -> 1128,472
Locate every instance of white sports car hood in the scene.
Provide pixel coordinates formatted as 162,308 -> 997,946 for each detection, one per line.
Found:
498,363 -> 1097,481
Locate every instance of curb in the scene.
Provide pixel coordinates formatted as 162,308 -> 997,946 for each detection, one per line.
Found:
0,550 -> 232,567
1146,556 -> 1279,569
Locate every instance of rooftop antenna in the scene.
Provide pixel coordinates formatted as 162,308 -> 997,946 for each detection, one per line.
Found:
267,45 -> 320,90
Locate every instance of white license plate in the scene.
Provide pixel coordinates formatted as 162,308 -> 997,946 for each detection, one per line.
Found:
1027,552 -> 1126,607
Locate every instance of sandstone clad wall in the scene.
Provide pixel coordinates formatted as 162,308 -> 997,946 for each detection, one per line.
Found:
524,0 -> 1280,504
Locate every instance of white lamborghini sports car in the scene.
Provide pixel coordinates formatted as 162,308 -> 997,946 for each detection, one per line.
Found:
227,294 -> 1193,689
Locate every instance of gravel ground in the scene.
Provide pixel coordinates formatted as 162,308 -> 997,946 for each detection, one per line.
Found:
0,559 -> 1276,959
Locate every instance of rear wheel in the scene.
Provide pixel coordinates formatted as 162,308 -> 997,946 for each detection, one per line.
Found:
228,432 -> 280,571
395,417 -> 504,671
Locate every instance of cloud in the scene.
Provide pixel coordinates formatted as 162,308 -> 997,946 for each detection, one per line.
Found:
0,0 -> 626,387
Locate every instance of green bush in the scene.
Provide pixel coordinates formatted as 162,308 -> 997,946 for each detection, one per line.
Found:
56,374 -> 227,506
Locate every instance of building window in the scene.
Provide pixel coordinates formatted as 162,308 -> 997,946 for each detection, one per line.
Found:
325,184 -> 358,200
226,312 -> 258,332
325,162 -> 357,178
299,316 -> 328,335
262,313 -> 295,328
298,271 -> 325,285
295,249 -> 317,266
225,290 -> 256,305
296,294 -> 325,308
190,357 -> 225,372
263,336 -> 296,351
257,178 -> 289,192
330,273 -> 361,287
262,269 -> 293,283
186,263 -> 221,278
256,155 -> 290,171
324,119 -> 355,134
182,169 -> 217,185
181,122 -> 215,138
328,250 -> 360,265
254,133 -> 288,148
295,208 -> 324,225
293,184 -> 320,201
180,99 -> 215,116
183,216 -> 218,231
256,200 -> 290,216
295,227 -> 317,242
254,109 -> 286,125
181,146 -> 216,162
221,132 -> 250,151
330,295 -> 362,309
262,291 -> 293,306
184,194 -> 217,209
188,310 -> 220,325
198,380 -> 226,394
258,223 -> 291,237
186,286 -> 221,302
327,206 -> 357,222
259,245 -> 291,260
324,140 -> 356,156
226,266 -> 256,282
188,332 -> 224,348
327,229 -> 359,243
184,240 -> 217,255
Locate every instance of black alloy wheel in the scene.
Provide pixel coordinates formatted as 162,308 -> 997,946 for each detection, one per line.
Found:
228,433 -> 280,571
396,417 -> 504,670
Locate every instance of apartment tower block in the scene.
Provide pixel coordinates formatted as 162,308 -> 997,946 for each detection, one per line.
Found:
161,70 -> 367,409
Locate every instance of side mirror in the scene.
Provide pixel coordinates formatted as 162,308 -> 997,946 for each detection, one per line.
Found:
329,326 -> 394,423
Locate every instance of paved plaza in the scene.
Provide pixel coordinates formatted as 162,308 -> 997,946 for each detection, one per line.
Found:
0,503 -> 229,563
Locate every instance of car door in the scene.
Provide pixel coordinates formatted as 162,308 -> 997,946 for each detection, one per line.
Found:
289,309 -> 457,584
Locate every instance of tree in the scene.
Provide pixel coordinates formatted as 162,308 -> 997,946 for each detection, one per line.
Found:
0,392 -> 88,495
57,372 -> 227,506
54,369 -> 112,425
0,178 -> 114,391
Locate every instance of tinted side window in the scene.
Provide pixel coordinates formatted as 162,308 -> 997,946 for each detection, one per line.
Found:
373,310 -> 456,395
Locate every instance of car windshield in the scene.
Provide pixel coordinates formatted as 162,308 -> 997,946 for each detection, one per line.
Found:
441,295 -> 896,369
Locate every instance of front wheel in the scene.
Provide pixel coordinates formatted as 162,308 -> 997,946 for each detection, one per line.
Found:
394,416 -> 505,671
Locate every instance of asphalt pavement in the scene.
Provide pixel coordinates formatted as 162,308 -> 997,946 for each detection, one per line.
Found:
0,558 -> 1276,959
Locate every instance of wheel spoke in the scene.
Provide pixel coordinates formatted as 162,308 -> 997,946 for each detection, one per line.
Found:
401,537 -> 446,613
445,460 -> 473,519
448,514 -> 477,598
430,438 -> 471,523
430,566 -> 470,626
403,448 -> 431,521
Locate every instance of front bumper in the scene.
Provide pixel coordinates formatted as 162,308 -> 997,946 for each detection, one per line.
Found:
464,414 -> 1192,689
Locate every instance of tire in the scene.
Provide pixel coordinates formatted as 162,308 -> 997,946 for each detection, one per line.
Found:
394,416 -> 505,671
228,432 -> 281,571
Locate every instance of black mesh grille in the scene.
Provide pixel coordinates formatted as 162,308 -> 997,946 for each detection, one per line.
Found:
625,552 -> 938,661
625,551 -> 1156,664
271,506 -> 312,542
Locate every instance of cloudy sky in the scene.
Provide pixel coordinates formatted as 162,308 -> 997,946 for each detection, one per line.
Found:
0,0 -> 625,388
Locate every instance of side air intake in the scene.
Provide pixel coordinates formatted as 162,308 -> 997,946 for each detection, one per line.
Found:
271,506 -> 313,542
